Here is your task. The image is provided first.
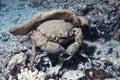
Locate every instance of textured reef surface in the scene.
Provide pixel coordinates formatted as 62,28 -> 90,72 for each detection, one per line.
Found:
0,0 -> 120,80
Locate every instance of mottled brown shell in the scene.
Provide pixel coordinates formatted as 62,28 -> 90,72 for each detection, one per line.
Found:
37,20 -> 74,38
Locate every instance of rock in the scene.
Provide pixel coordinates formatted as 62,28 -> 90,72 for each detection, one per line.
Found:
6,52 -> 27,72
61,70 -> 85,80
1,32 -> 10,41
34,52 -> 52,72
10,42 -> 28,53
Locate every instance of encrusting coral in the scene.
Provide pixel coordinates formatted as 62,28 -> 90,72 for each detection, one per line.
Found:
17,68 -> 45,80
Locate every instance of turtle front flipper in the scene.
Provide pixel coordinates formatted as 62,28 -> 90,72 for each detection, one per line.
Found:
9,9 -> 78,36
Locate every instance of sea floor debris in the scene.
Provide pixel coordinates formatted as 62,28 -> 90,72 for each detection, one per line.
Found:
0,0 -> 120,80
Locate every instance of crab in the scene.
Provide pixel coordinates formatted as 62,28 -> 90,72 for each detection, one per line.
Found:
9,9 -> 88,68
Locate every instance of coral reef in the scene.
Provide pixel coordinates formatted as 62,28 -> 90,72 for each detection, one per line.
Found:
0,0 -> 120,80
17,68 -> 45,80
6,52 -> 27,73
